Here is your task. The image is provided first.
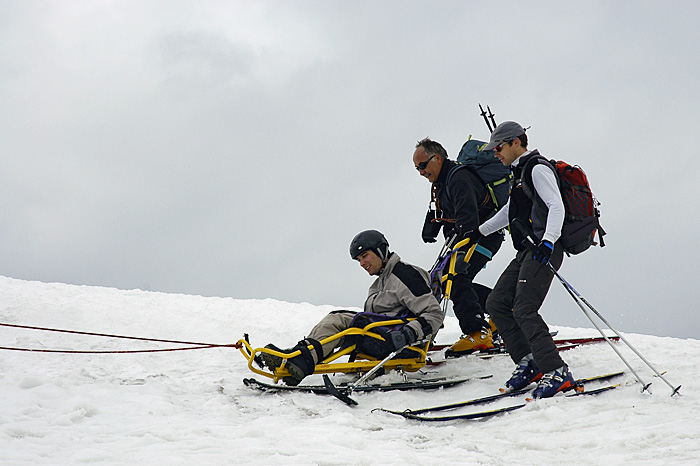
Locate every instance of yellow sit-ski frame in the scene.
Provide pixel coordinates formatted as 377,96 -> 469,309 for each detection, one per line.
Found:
237,238 -> 477,384
441,237 -> 477,302
237,318 -> 432,384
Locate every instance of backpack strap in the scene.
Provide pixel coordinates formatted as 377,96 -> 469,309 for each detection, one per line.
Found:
445,163 -> 492,210
520,155 -> 559,222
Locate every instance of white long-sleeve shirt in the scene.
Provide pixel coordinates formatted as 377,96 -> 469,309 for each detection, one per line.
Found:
479,150 -> 565,244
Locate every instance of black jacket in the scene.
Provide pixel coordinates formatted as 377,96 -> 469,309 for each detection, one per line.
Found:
429,159 -> 495,239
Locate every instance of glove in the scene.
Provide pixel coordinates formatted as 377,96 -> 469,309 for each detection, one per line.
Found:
388,326 -> 417,350
533,240 -> 554,265
454,250 -> 470,274
458,228 -> 483,245
421,209 -> 440,243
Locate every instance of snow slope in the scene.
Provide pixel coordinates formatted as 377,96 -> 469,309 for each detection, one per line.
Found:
1,276 -> 698,465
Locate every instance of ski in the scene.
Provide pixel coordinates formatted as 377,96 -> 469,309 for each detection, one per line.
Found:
395,402 -> 527,421
243,374 -> 488,396
391,383 -> 621,421
553,336 -> 622,346
374,371 -> 624,420
430,335 -> 620,357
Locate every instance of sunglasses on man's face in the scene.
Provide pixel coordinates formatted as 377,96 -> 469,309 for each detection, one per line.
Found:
415,154 -> 436,171
494,140 -> 513,153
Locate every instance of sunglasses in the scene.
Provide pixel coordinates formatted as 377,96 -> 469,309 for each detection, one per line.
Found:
494,139 -> 513,153
415,154 -> 436,171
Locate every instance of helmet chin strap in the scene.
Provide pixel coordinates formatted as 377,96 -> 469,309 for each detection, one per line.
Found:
378,248 -> 391,265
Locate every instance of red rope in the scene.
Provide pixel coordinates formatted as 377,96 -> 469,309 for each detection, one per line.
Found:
0,322 -> 242,354
0,345 -> 222,354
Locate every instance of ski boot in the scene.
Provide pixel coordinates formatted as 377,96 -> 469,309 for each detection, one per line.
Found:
531,365 -> 576,399
503,354 -> 543,392
262,340 -> 319,386
445,327 -> 494,358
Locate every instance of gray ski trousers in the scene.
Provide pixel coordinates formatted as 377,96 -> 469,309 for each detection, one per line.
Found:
307,310 -> 357,361
486,243 -> 565,373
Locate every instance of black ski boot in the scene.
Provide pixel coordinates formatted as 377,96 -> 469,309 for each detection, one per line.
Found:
262,339 -> 321,386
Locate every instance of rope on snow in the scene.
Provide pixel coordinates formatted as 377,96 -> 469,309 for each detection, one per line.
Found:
0,322 -> 242,354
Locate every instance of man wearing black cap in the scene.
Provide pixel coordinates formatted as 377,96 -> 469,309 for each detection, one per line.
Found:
477,121 -> 575,399
262,230 -> 444,385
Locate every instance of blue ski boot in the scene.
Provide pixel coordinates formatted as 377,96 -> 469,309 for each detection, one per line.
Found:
504,354 -> 543,391
531,365 -> 576,399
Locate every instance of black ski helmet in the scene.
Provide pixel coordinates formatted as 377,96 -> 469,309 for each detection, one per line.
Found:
349,230 -> 389,261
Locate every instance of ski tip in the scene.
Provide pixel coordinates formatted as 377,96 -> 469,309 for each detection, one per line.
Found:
498,386 -> 517,394
671,385 -> 682,397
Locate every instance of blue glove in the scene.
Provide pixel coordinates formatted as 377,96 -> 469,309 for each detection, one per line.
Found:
533,240 -> 554,264
389,326 -> 417,350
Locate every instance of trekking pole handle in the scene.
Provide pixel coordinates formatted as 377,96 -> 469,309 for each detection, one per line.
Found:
511,219 -> 538,253
479,103 -> 494,133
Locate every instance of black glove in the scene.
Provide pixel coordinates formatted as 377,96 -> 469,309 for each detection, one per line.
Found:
457,228 -> 482,245
533,240 -> 554,265
421,209 -> 440,243
388,326 -> 417,350
454,250 -> 470,274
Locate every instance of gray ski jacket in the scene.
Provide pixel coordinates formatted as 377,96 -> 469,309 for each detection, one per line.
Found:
363,253 -> 444,341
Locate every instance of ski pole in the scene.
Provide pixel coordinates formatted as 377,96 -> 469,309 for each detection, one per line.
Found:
551,269 -> 651,392
429,235 -> 456,313
346,342 -> 412,394
429,234 -> 456,274
513,221 -> 681,396
551,270 -> 681,396
512,222 -> 646,389
511,220 -> 680,395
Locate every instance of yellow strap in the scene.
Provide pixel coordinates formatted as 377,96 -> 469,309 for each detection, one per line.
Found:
443,239 -> 477,300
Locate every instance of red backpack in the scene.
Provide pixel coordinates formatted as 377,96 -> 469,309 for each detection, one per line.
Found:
523,157 -> 606,255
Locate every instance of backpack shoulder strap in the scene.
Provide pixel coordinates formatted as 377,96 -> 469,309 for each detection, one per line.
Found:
445,162 -> 480,185
520,154 -> 557,210
445,162 -> 489,207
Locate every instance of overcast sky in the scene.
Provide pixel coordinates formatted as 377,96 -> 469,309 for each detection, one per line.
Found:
1,1 -> 699,339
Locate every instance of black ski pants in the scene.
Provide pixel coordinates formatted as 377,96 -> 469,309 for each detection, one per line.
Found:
450,232 -> 503,335
486,242 -> 565,373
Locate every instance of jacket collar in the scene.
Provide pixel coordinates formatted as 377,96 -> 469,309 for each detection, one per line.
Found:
434,158 -> 456,186
379,252 -> 400,276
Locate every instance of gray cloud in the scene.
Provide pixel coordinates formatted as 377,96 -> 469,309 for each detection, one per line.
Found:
1,1 -> 699,339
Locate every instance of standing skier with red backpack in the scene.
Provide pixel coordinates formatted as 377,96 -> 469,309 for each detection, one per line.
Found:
477,121 -> 576,399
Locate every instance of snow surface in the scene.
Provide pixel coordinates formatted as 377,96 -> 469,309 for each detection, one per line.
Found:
1,275 -> 698,465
